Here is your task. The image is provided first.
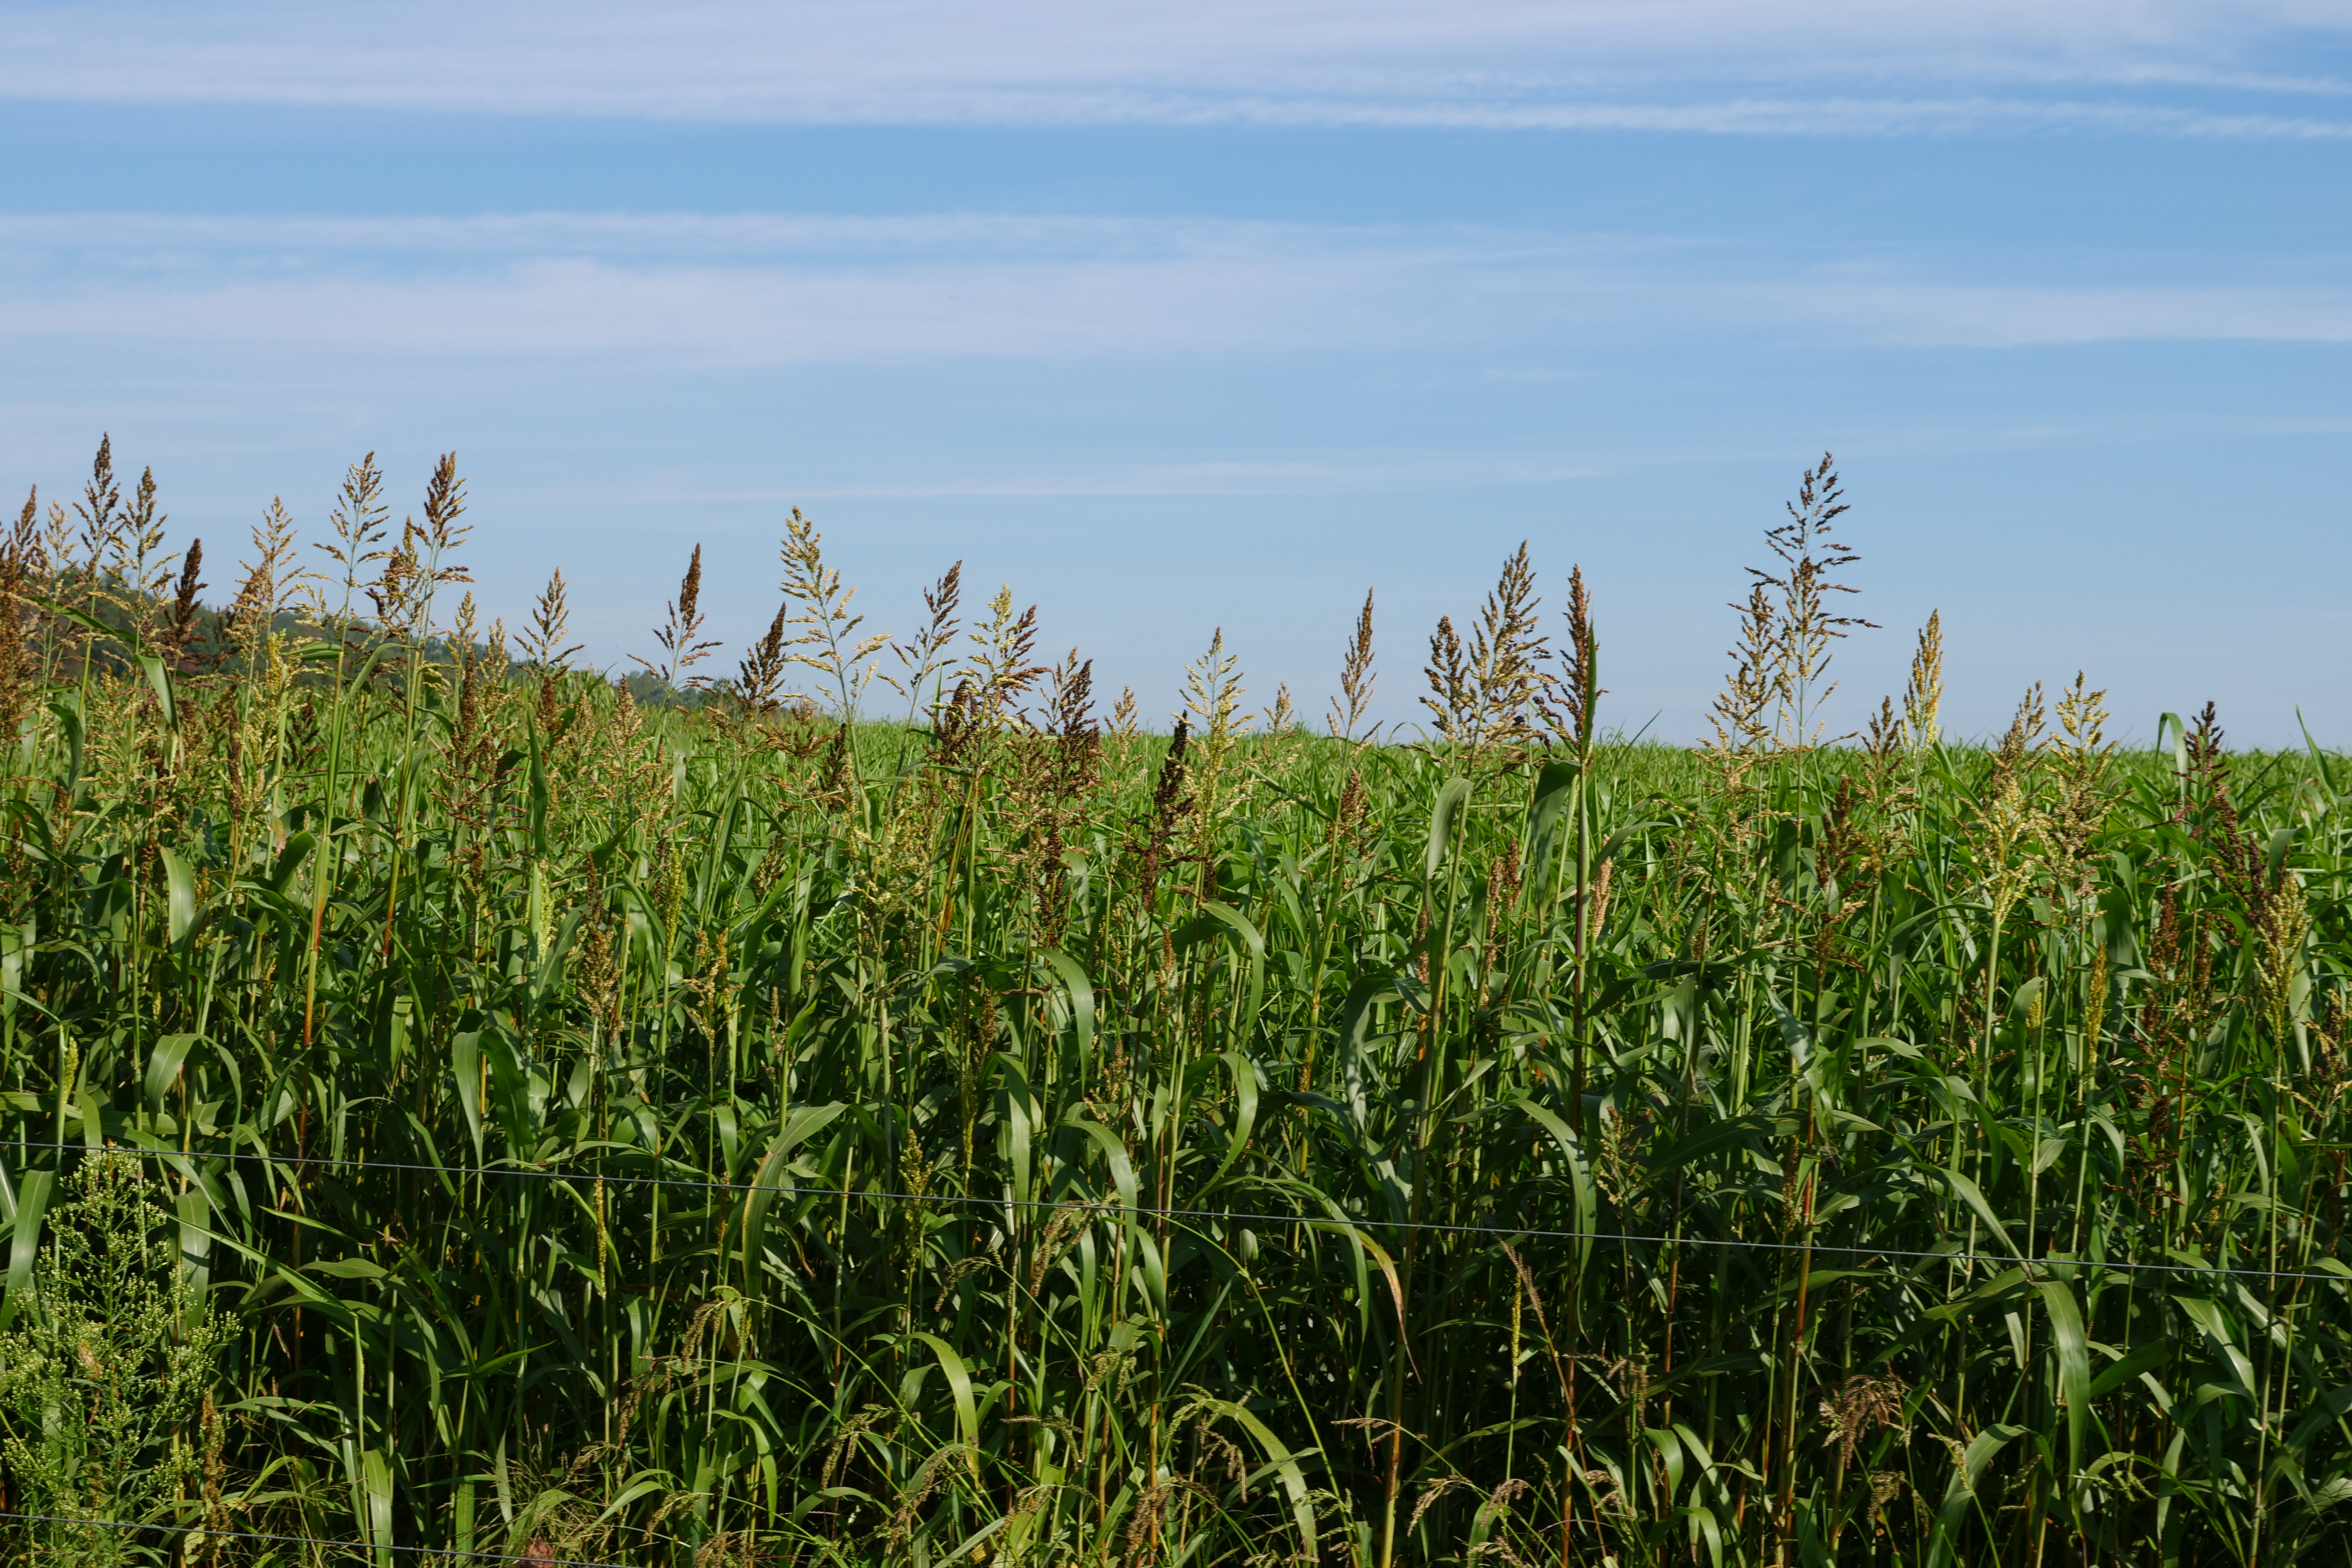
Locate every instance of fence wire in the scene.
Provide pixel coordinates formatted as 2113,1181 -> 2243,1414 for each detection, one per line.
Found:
5,1136 -> 2340,1285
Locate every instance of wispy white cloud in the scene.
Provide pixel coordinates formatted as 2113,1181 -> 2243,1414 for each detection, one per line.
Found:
0,215 -> 1498,362
0,261 -> 1370,362
1761,279 -> 2352,346
0,211 -> 1382,263
4,0 -> 2349,133
1091,94 -> 2352,138
3,211 -> 2350,365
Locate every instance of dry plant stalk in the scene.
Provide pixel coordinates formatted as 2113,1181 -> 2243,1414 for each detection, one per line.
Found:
636,543 -> 722,692
1329,588 -> 1378,743
1904,609 -> 1944,750
1749,452 -> 1878,749
1706,581 -> 1785,765
0,490 -> 47,749
778,507 -> 892,721
1424,542 -> 1552,766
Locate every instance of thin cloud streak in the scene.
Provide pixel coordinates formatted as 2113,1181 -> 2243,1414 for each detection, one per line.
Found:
413,410 -> 2352,506
3,210 -> 2351,363
3,0 -> 2349,133
0,210 -> 1463,261
1151,95 -> 2352,139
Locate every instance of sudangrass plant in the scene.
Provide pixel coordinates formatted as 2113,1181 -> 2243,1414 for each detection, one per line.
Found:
0,443 -> 2345,1567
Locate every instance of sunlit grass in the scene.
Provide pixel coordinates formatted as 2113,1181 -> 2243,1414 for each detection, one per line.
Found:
0,443 -> 2344,1566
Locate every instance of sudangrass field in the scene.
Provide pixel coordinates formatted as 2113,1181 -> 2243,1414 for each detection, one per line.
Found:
0,443 -> 2346,1568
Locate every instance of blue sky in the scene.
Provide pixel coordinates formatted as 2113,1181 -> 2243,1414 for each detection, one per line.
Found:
2,1 -> 2347,743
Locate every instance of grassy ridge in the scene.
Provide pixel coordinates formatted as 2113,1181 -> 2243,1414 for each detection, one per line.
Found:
0,446 -> 2345,1566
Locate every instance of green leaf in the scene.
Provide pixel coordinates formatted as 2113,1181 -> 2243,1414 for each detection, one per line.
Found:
1940,1167 -> 2020,1258
1645,1112 -> 1788,1178
1927,1422 -> 2029,1568
451,1030 -> 486,1165
1066,1115 -> 1141,1214
1523,760 -> 1578,909
47,694 -> 83,795
527,720 -> 551,860
0,1169 -> 53,1331
2287,1383 -> 2352,1454
161,847 -> 198,948
2088,1338 -> 2169,1400
176,1185 -> 213,1318
360,1446 -> 395,1549
1193,900 -> 1265,957
740,1102 -> 848,1283
136,652 -> 179,730
1002,1056 -> 1039,1208
267,832 -> 317,895
1646,1425 -> 1687,1503
144,1032 -> 203,1112
1186,1392 -> 1322,1559
1426,775 -> 1473,882
1516,1097 -> 1597,1274
1335,977 -> 1396,1134
531,907 -> 585,1005
1036,947 -> 1096,1065
31,594 -> 146,652
1211,1051 -> 1262,1183
911,1332 -> 979,1446
2036,1274 -> 2092,1479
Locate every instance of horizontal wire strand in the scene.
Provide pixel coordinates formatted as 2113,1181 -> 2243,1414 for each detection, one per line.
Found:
4,1137 -> 2337,1286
